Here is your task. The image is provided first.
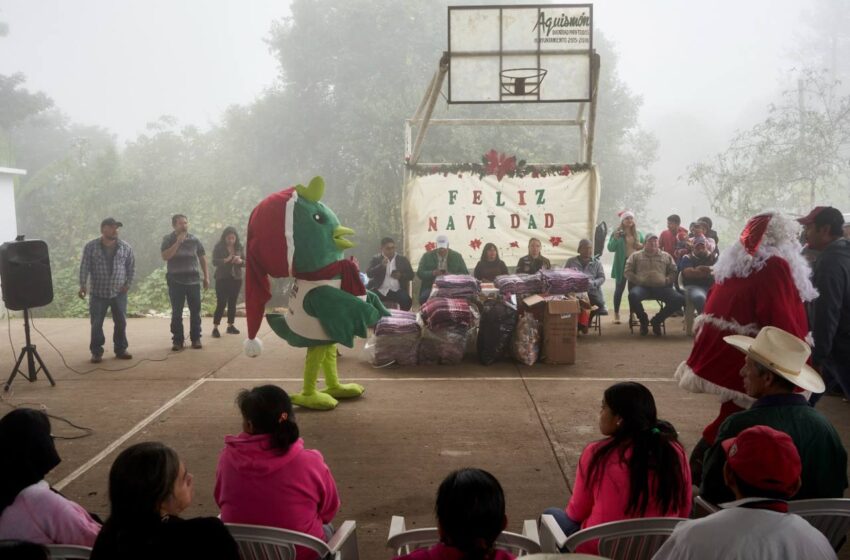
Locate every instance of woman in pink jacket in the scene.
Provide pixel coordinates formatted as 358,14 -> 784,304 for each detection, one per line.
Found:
0,408 -> 101,546
543,382 -> 692,555
215,385 -> 340,560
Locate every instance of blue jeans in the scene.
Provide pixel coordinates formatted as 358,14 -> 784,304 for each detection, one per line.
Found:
90,292 -> 128,356
628,285 -> 685,323
168,280 -> 202,344
543,507 -> 582,548
613,278 -> 627,314
685,285 -> 708,314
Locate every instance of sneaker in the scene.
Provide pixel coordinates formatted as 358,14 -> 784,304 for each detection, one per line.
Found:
613,312 -> 621,324
639,323 -> 649,336
191,340 -> 203,349
172,343 -> 184,352
597,308 -> 609,316
212,327 -> 221,338
91,355 -> 102,364
226,325 -> 240,335
115,352 -> 133,360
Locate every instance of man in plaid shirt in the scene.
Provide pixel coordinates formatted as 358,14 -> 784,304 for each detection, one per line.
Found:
78,218 -> 135,363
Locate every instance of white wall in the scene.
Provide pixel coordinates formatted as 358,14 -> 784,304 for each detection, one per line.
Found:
0,168 -> 24,317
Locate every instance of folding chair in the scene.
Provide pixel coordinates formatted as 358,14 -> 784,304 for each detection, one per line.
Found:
789,498 -> 850,551
226,521 -> 359,560
562,517 -> 686,560
46,545 -> 93,560
387,515 -> 541,557
628,303 -> 666,335
677,272 -> 696,336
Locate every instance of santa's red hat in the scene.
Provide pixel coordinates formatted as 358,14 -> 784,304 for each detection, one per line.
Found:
243,187 -> 299,356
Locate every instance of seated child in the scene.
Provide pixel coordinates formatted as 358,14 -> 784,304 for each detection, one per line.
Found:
215,385 -> 339,560
395,468 -> 514,560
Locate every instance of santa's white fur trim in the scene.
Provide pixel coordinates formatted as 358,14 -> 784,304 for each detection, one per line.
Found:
712,212 -> 817,302
285,191 -> 297,275
694,314 -> 761,339
244,337 -> 264,358
674,361 -> 754,408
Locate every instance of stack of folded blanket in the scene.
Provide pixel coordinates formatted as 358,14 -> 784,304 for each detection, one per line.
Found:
372,309 -> 420,366
419,297 -> 476,330
433,274 -> 481,299
540,268 -> 590,295
494,274 -> 546,296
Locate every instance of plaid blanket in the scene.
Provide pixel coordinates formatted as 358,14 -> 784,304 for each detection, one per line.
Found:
540,268 -> 590,294
419,297 -> 476,330
494,274 -> 546,295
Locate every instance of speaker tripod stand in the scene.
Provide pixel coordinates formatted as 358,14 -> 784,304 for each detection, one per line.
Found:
4,308 -> 55,392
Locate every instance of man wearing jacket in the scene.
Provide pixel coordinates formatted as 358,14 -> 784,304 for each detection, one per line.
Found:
366,237 -> 415,311
416,235 -> 468,304
625,233 -> 684,336
799,206 -> 850,403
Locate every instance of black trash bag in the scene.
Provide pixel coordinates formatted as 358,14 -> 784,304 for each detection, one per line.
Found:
477,300 -> 517,365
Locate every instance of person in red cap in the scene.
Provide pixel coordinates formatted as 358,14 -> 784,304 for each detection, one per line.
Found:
243,177 -> 389,411
653,425 -> 837,560
798,206 -> 850,404
674,212 -> 817,480
699,326 -> 846,505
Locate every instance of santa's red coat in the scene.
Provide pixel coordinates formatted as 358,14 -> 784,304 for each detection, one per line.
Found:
675,256 -> 809,408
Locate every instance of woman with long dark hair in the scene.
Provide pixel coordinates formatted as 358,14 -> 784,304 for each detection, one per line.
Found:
395,468 -> 513,560
544,382 -> 691,555
0,408 -> 101,546
215,385 -> 340,560
211,226 -> 244,338
90,442 -> 238,560
474,243 -> 509,283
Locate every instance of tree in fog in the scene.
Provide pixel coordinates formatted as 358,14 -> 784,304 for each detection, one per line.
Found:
688,70 -> 850,223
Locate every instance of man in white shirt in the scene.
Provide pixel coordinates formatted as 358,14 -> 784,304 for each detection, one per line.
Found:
652,425 -> 836,560
365,237 -> 414,311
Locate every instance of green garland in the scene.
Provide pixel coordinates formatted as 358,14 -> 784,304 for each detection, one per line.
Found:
405,153 -> 591,180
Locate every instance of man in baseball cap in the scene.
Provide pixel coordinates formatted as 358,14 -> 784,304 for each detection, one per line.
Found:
654,425 -> 837,559
699,326 -> 847,504
624,232 -> 684,336
415,234 -> 468,304
79,217 -> 135,363
798,206 -> 850,406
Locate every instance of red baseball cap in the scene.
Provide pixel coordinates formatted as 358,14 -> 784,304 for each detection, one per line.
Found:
797,207 -> 827,225
721,425 -> 801,496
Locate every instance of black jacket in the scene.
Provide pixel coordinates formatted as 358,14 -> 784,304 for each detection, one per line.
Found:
812,237 -> 850,365
366,253 -> 414,293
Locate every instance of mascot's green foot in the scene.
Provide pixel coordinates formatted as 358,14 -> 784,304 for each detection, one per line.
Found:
291,391 -> 339,410
322,383 -> 365,399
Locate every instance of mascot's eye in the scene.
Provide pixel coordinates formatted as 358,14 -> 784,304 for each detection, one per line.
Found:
313,213 -> 325,224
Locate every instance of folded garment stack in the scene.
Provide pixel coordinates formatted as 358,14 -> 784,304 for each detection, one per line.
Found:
494,273 -> 546,296
433,274 -> 481,299
419,297 -> 476,330
540,268 -> 590,294
372,309 -> 421,366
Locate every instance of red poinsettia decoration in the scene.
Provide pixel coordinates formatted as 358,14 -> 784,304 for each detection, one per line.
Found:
510,241 -> 520,248
425,241 -> 436,252
560,164 -> 572,176
469,238 -> 482,251
550,236 -> 563,247
484,149 -> 517,181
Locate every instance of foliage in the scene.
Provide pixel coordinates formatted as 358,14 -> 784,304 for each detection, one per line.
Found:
0,73 -> 53,145
688,69 -> 850,224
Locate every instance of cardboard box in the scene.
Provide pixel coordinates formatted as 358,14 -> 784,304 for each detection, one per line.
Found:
542,298 -> 579,365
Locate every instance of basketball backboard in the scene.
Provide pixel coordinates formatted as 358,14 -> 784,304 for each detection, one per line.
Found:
448,4 -> 593,103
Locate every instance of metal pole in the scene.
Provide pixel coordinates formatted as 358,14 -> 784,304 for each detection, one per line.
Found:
585,52 -> 601,165
409,55 -> 449,166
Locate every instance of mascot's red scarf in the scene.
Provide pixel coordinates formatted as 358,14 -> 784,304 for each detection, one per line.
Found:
295,258 -> 366,297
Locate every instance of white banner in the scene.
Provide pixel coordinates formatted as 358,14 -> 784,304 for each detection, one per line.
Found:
404,167 -> 600,269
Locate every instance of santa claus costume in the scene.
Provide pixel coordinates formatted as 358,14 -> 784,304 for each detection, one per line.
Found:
674,212 -> 818,446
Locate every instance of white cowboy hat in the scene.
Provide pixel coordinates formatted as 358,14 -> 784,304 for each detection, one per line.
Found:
724,326 -> 824,393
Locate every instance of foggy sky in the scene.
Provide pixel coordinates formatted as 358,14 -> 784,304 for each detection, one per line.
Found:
0,0 -> 819,229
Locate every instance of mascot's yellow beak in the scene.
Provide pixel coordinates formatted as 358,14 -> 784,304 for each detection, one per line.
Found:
333,226 -> 355,250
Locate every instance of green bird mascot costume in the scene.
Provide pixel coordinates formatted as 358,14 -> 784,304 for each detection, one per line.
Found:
243,177 -> 390,410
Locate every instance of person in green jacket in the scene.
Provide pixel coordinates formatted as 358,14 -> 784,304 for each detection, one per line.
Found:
417,234 -> 469,303
700,327 -> 848,504
606,210 -> 644,324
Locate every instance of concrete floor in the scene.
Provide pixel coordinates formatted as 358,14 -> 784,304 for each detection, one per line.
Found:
1,315 -> 848,558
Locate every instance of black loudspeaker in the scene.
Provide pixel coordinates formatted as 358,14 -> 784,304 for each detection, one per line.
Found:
0,239 -> 54,310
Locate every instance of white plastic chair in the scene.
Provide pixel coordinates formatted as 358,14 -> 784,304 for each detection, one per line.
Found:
521,554 -> 609,559
226,521 -> 359,560
386,515 -> 541,557
789,498 -> 850,551
46,545 -> 93,559
562,517 -> 686,560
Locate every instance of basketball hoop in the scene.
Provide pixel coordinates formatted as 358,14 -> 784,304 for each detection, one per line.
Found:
500,68 -> 548,97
